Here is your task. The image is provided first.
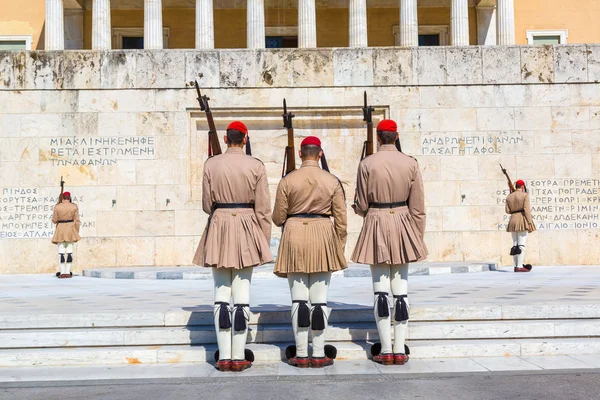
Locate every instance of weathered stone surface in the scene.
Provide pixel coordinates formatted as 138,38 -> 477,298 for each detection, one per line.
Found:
0,52 -> 15,89
554,45 -> 588,83
482,46 -> 521,84
587,45 -> 600,82
256,49 -> 294,87
554,154 -> 593,178
24,51 -> 63,89
137,51 -> 186,89
476,107 -> 515,131
551,107 -> 590,130
333,48 -> 373,86
415,47 -> 446,85
185,51 -> 220,88
292,49 -> 334,87
60,113 -> 98,137
61,51 -> 101,89
219,50 -> 257,87
514,107 -> 552,130
521,46 -> 554,84
100,50 -> 137,89
372,47 -> 414,86
446,47 -> 482,85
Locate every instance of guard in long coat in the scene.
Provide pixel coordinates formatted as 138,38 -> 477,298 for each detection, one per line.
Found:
51,191 -> 81,278
272,136 -> 347,368
505,179 -> 536,272
351,119 -> 427,366
192,121 -> 273,372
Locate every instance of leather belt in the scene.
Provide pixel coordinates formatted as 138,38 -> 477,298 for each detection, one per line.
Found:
57,220 -> 74,223
369,201 -> 407,208
510,210 -> 524,214
287,213 -> 330,219
213,203 -> 254,209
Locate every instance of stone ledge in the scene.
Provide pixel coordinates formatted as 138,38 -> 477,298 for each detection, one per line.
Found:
0,45 -> 596,91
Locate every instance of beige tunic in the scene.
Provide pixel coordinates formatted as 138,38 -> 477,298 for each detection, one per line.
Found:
505,190 -> 536,233
51,202 -> 81,244
351,144 -> 428,264
192,147 -> 273,269
272,160 -> 348,277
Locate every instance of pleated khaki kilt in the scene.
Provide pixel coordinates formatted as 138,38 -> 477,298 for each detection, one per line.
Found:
273,217 -> 347,278
351,206 -> 428,265
507,213 -> 536,233
193,208 -> 273,269
51,223 -> 81,244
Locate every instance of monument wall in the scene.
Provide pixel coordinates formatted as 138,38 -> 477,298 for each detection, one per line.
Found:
0,45 -> 599,274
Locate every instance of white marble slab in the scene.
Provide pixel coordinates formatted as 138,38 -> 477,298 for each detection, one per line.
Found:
472,356 -> 542,371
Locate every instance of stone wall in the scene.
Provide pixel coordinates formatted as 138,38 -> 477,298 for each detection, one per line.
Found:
1,45 -> 599,273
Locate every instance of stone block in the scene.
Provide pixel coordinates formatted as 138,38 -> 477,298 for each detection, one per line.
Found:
442,206 -> 481,231
578,231 -> 600,264
154,136 -> 188,160
423,181 -> 461,206
136,159 -> 185,185
433,232 -> 463,261
494,85 -> 532,107
516,155 -> 554,178
117,185 -> 155,211
521,46 -> 554,84
0,51 -> 15,89
514,107 -> 552,130
551,107 -> 590,130
554,154 -> 592,178
569,84 -> 600,106
425,206 -> 443,232
0,114 -> 21,137
536,230 -> 579,265
135,210 -> 175,236
96,211 -> 136,237
476,108 -> 515,131
400,109 -> 440,132
175,210 -> 207,236
100,50 -> 137,89
77,237 -> 118,268
136,50 -> 186,89
554,45 -> 588,83
154,236 -> 195,266
61,51 -> 101,89
292,49 -> 334,87
115,237 -> 155,267
479,205 -> 506,231
154,89 -> 196,112
97,113 -> 137,136
97,159 -> 137,186
416,155 -> 441,180
333,48 -> 373,86
219,50 -> 257,87
530,84 -> 571,107
60,113 -> 98,137
20,114 -> 61,137
372,47 -> 414,86
24,51 -> 63,89
256,49 -> 294,87
420,86 -> 494,108
572,130 -> 600,154
587,45 -> 600,82
438,108 -> 477,131
0,138 -> 39,162
441,156 -> 478,180
41,91 -> 79,113
415,47 -> 446,85
534,131 -> 573,154
459,180 -> 501,206
446,46 -> 482,85
155,184 -> 190,210
185,50 -> 220,88
482,46 -> 521,84
591,108 -> 600,128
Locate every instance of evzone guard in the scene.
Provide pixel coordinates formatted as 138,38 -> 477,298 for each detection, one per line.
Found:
192,121 -> 273,372
273,135 -> 348,368
352,119 -> 428,366
52,190 -> 81,278
505,179 -> 536,272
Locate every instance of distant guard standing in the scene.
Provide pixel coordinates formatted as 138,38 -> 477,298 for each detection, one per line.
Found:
52,191 -> 81,278
505,179 -> 536,272
192,121 -> 273,372
351,119 -> 428,366
272,136 -> 348,368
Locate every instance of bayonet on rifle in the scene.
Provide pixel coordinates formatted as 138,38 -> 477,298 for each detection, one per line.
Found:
194,81 -> 221,157
500,164 -> 516,193
361,91 -> 375,160
58,176 -> 65,204
282,99 -> 296,177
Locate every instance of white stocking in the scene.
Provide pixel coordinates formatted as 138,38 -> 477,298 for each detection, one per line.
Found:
309,272 -> 331,358
371,264 -> 392,354
231,267 -> 253,361
213,267 -> 232,360
511,231 -> 528,267
65,242 -> 74,275
288,273 -> 310,358
58,243 -> 67,275
391,263 -> 409,354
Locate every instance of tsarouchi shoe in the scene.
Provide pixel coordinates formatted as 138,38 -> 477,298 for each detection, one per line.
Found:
394,353 -> 409,365
288,357 -> 310,368
231,360 -> 252,372
514,267 -> 530,272
216,359 -> 232,372
310,356 -> 334,368
372,353 -> 394,365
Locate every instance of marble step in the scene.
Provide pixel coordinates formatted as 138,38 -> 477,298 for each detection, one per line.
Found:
3,303 -> 600,330
2,319 -> 600,349
3,338 -> 600,367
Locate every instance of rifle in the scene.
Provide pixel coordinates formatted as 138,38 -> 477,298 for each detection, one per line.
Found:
58,176 -> 65,204
360,91 -> 375,160
500,164 -> 516,193
282,99 -> 296,177
194,81 -> 221,157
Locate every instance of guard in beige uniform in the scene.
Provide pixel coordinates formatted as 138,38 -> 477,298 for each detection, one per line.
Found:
505,179 -> 536,273
192,121 -> 273,372
352,119 -> 427,366
273,136 -> 347,368
51,191 -> 81,278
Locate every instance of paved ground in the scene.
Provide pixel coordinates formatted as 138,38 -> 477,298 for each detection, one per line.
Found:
3,370 -> 600,400
1,266 -> 599,315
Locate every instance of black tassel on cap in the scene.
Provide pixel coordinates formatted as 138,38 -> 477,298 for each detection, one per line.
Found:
311,303 -> 327,331
245,136 -> 252,156
375,292 -> 390,318
293,300 -> 311,328
395,138 -> 402,152
215,302 -> 231,329
233,304 -> 249,332
320,152 -> 330,172
394,295 -> 409,322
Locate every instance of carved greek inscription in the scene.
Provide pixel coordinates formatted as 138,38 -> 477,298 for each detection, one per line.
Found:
421,133 -> 524,156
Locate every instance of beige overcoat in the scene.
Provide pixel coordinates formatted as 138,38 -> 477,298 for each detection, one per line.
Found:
351,144 -> 428,265
272,160 -> 348,277
505,190 -> 536,233
51,202 -> 81,244
192,147 -> 273,269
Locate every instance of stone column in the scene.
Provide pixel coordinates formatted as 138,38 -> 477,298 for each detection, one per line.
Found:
144,0 -> 163,49
476,6 -> 496,45
92,0 -> 112,50
45,0 -> 65,50
450,0 -> 469,46
399,0 -> 418,47
349,0 -> 368,47
247,0 -> 265,49
496,0 -> 515,45
298,0 -> 317,48
196,0 -> 214,49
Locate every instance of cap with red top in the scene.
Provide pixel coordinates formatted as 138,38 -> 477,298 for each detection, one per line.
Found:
63,191 -> 71,198
226,121 -> 248,135
376,119 -> 397,132
301,136 -> 321,147
515,180 -> 525,186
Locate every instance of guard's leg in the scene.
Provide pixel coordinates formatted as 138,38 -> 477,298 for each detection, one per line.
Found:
517,231 -> 529,271
57,243 -> 67,277
287,273 -> 310,367
370,263 -> 393,365
511,232 -> 519,267
212,267 -> 233,371
391,263 -> 410,365
65,242 -> 74,277
230,267 -> 253,372
309,272 -> 332,367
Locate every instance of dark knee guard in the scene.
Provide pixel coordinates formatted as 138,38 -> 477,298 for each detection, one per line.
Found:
311,303 -> 327,331
233,304 -> 249,332
60,254 -> 65,263
293,300 -> 310,328
67,254 -> 73,263
393,295 -> 409,322
215,302 -> 231,329
374,291 -> 390,318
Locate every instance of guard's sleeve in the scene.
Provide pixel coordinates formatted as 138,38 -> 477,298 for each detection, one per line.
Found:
74,204 -> 81,232
51,206 -> 59,225
332,180 -> 348,249
524,193 -> 535,231
272,179 -> 288,227
408,163 -> 427,239
202,166 -> 212,215
505,196 -> 511,214
254,163 -> 272,242
354,162 -> 368,217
